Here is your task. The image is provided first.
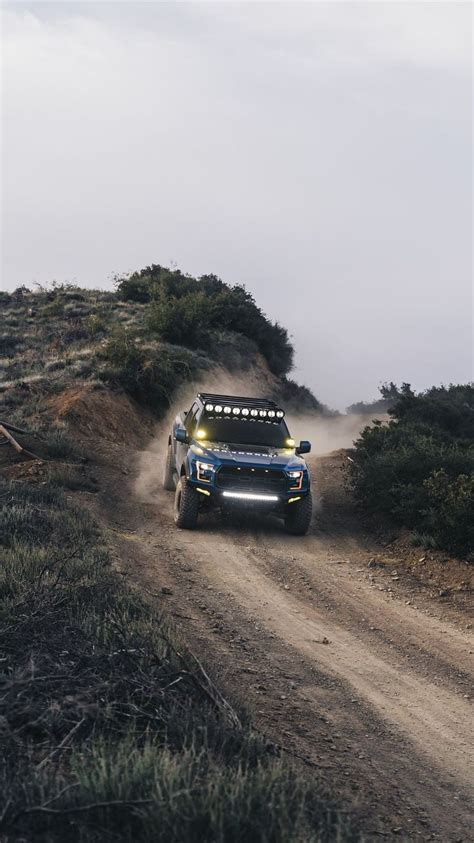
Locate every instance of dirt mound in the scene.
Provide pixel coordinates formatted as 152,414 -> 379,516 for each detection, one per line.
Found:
48,385 -> 154,445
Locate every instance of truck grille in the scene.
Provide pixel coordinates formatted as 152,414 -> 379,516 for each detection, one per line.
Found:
216,466 -> 287,494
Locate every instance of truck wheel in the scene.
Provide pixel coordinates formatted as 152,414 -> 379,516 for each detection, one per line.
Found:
174,478 -> 199,529
284,492 -> 313,536
163,443 -> 176,491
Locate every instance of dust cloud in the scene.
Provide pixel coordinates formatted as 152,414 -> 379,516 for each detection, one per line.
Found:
134,367 -> 384,504
285,413 -> 380,456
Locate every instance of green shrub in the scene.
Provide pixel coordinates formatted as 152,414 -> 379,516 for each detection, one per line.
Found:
116,265 -> 295,377
148,291 -> 212,348
349,384 -> 474,558
99,329 -> 200,415
423,470 -> 474,556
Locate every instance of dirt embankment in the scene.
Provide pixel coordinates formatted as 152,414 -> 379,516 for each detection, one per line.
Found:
41,382 -> 473,841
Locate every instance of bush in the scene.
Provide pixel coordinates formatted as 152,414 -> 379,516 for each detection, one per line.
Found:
116,265 -> 295,377
148,291 -> 212,349
423,470 -> 474,557
349,384 -> 474,558
99,329 -> 201,415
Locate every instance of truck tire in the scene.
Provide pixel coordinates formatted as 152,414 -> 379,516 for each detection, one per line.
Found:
284,492 -> 313,536
163,443 -> 176,491
174,478 -> 199,529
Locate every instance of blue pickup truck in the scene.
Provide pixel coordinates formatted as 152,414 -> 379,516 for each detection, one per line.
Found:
163,393 -> 313,534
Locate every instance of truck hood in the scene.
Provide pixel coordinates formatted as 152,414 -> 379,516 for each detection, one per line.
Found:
195,442 -> 306,470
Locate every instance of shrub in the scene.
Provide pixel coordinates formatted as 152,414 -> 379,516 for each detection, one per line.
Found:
116,265 -> 295,377
42,426 -> 86,461
423,470 -> 474,557
349,384 -> 474,558
148,291 -> 212,349
100,329 -> 200,415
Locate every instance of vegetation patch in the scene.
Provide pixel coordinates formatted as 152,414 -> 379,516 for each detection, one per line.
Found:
0,479 -> 349,842
349,384 -> 474,558
116,265 -> 294,377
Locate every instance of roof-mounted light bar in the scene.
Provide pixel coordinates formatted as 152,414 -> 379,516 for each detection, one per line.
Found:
203,402 -> 285,419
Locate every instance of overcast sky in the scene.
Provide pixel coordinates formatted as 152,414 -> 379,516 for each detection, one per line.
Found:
2,1 -> 472,409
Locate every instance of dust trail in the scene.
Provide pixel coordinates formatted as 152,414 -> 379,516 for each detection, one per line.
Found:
134,364 -> 386,503
285,413 -> 387,456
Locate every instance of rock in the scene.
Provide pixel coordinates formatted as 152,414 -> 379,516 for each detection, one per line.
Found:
161,586 -> 173,595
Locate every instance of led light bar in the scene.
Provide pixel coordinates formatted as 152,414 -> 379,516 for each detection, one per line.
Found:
222,491 -> 279,502
201,397 -> 285,419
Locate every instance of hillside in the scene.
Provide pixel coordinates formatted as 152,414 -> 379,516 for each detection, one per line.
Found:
1,277 -> 473,842
0,280 -> 350,842
0,272 -> 328,426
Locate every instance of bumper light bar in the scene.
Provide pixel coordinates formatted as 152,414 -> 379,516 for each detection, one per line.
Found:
222,491 -> 279,502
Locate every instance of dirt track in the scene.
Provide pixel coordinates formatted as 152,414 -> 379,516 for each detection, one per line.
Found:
95,442 -> 473,841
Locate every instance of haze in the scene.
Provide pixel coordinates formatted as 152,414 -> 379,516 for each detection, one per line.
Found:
1,1 -> 472,409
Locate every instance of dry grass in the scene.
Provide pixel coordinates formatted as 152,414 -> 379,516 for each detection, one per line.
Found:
0,478 -> 352,842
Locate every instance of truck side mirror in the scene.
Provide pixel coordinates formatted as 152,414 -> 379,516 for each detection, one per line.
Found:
175,427 -> 189,444
296,440 -> 311,455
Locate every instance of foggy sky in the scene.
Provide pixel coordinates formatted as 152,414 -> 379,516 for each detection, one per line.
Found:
2,1 -> 472,409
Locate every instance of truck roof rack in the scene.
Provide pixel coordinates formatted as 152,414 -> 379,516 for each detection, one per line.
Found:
198,393 -> 278,408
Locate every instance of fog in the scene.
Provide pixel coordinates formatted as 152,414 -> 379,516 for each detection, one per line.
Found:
2,2 -> 472,409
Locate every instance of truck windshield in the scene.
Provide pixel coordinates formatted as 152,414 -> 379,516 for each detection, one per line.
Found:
197,415 -> 291,448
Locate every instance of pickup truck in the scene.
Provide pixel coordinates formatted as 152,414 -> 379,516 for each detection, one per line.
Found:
163,393 -> 312,534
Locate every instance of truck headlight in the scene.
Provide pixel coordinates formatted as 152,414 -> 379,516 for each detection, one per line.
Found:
196,461 -> 215,482
287,470 -> 303,490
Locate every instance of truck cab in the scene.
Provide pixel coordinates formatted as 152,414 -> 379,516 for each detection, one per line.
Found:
163,393 -> 313,534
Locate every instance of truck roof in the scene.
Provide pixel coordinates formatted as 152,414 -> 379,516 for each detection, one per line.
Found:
197,393 -> 279,409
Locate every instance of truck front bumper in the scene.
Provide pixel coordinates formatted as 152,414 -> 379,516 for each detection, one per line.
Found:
189,480 -> 310,511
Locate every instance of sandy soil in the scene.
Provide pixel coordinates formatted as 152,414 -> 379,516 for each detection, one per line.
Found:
86,436 -> 473,842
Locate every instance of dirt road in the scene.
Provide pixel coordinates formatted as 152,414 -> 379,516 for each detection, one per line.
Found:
96,443 -> 473,841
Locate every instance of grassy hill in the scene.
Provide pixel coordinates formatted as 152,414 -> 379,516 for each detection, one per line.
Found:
0,277 -> 348,842
0,270 -> 328,427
